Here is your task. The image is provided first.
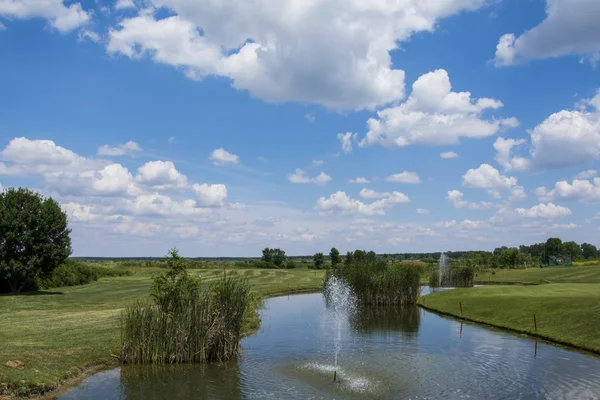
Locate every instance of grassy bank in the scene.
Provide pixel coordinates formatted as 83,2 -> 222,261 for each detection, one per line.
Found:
475,264 -> 600,284
0,268 -> 325,398
420,283 -> 600,354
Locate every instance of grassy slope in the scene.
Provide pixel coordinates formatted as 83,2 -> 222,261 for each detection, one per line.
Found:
0,268 -> 325,397
422,265 -> 600,354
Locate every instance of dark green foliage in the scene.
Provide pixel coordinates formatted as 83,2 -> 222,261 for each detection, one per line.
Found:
428,267 -> 440,289
327,257 -> 423,306
36,259 -> 131,289
254,261 -> 277,269
329,247 -> 342,268
0,188 -> 72,293
581,243 -> 599,259
562,241 -> 582,260
344,251 -> 354,266
121,249 -> 252,365
261,248 -> 287,267
313,252 -> 325,269
545,237 -> 563,256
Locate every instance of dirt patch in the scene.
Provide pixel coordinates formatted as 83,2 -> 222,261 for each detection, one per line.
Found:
5,361 -> 24,369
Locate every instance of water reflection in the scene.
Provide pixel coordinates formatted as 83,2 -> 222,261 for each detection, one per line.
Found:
60,292 -> 600,400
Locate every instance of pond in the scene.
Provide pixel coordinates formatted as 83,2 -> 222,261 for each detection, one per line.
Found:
59,291 -> 600,399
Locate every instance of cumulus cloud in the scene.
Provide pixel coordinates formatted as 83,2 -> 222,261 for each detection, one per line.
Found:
209,148 -> 240,166
136,160 -> 187,189
349,177 -> 371,184
97,141 -> 142,156
337,132 -> 357,154
385,171 -> 421,184
462,164 -> 517,190
359,188 -> 409,201
115,0 -> 135,9
359,69 -> 518,148
440,151 -> 459,159
0,0 -> 90,33
515,203 -> 572,219
537,178 -> 600,202
416,208 -> 430,215
287,169 -> 331,185
106,1 -> 490,111
494,90 -> 600,170
192,183 -> 228,207
494,0 -> 600,66
446,190 -> 494,210
315,190 -> 409,216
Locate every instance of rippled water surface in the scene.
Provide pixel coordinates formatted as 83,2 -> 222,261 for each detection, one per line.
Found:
60,291 -> 600,400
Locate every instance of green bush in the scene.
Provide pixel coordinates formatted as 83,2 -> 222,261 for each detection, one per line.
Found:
36,259 -> 131,289
450,265 -> 474,287
254,261 -> 277,269
428,267 -> 440,289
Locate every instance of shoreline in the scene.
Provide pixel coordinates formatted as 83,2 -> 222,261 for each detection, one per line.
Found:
418,302 -> 600,358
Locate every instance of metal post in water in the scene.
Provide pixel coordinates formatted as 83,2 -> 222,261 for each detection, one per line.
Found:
333,370 -> 337,382
460,302 -> 463,316
534,340 -> 538,358
460,322 -> 463,338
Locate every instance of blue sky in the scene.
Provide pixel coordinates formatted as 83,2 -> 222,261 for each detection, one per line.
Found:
1,0 -> 599,256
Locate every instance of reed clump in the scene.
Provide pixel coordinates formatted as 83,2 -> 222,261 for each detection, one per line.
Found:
428,267 -> 440,289
450,265 -> 474,287
326,252 -> 423,306
121,249 -> 251,364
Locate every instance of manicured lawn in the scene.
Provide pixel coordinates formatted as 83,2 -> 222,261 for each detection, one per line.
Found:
475,264 -> 600,284
420,283 -> 600,354
0,268 -> 325,398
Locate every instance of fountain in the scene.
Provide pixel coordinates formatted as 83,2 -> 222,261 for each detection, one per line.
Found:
439,252 -> 452,287
323,276 -> 356,380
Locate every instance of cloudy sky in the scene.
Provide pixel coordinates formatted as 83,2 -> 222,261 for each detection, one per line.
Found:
1,0 -> 599,257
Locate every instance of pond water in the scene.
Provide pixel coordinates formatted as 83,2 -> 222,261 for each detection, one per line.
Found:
60,291 -> 600,400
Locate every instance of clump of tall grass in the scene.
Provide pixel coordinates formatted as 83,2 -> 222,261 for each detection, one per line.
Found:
450,265 -> 474,287
121,249 -> 252,364
326,256 -> 423,306
428,267 -> 440,289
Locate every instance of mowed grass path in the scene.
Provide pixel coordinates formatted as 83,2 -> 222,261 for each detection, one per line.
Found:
0,268 -> 325,397
421,266 -> 600,354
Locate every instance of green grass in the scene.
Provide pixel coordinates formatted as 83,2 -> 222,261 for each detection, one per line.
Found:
420,283 -> 600,354
0,268 -> 325,398
475,264 -> 600,284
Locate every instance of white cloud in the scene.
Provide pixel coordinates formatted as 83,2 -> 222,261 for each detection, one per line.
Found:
78,30 -> 101,43
136,160 -> 187,189
515,203 -> 572,219
493,137 -> 530,171
192,183 -> 228,207
115,0 -> 135,9
495,90 -> 600,170
287,169 -> 331,185
359,69 -> 518,148
385,171 -> 421,184
440,151 -> 459,159
0,183 -> 4,191
462,164 -> 517,191
458,219 -> 490,230
337,132 -> 357,154
90,164 -> 140,196
575,170 -> 597,180
97,141 -> 141,157
311,159 -> 324,166
537,178 -> 600,202
168,136 -> 176,144
0,0 -> 90,33
62,202 -> 98,222
416,208 -> 430,215
106,1 -> 491,111
493,0 -> 600,66
305,113 -> 315,123
551,223 -> 579,230
349,177 -> 371,184
209,148 -> 240,166
0,21 -> 6,30
446,190 -> 494,210
360,188 -> 390,199
315,190 -> 408,216
509,185 -> 527,201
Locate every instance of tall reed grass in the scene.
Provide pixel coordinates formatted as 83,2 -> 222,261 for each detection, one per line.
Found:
326,259 -> 423,306
450,265 -> 474,287
121,252 -> 252,364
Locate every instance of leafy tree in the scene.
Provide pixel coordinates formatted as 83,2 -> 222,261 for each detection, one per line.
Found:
313,252 -> 325,269
353,249 -> 367,262
151,248 -> 200,314
0,188 -> 72,294
563,241 -> 582,260
545,237 -> 563,256
329,247 -> 342,268
493,246 -> 508,256
344,251 -> 354,266
581,243 -> 599,259
272,248 -> 287,268
261,248 -> 273,263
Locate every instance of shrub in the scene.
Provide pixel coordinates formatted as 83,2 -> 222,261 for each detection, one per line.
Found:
254,261 -> 277,269
36,259 -> 131,289
450,265 -> 474,287
428,267 -> 440,289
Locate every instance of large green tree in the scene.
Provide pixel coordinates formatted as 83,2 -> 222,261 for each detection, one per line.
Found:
545,237 -> 563,256
581,243 -> 599,259
562,241 -> 582,260
313,252 -> 325,269
0,188 -> 72,293
329,247 -> 342,268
